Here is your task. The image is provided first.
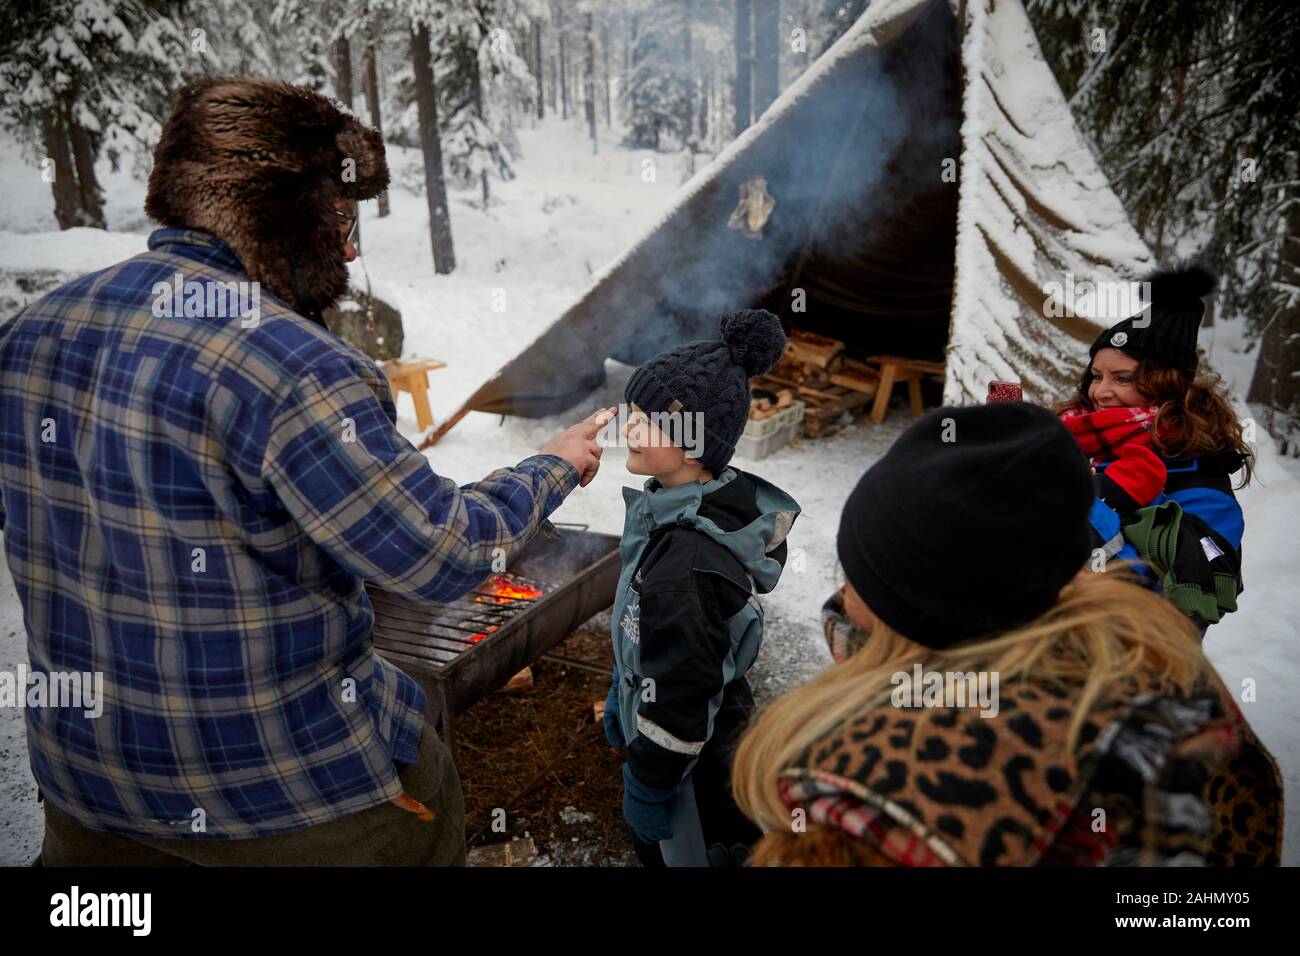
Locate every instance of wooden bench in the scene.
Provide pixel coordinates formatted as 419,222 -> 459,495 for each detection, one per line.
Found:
380,358 -> 446,432
865,355 -> 946,423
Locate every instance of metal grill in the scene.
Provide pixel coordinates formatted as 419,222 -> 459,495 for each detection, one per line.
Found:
369,524 -> 620,752
369,572 -> 553,661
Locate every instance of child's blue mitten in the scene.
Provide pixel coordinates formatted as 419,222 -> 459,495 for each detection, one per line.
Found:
603,669 -> 624,748
622,763 -> 675,843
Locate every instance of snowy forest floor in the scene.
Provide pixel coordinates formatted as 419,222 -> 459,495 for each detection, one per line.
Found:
1,115 -> 1298,866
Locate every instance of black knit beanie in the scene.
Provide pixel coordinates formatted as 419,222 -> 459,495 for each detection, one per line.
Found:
836,403 -> 1094,649
1089,262 -> 1216,372
624,309 -> 786,474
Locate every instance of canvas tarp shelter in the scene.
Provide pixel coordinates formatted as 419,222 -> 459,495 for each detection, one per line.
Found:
431,0 -> 1151,442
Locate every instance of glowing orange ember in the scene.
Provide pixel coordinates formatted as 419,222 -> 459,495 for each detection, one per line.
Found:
474,575 -> 543,605
471,626 -> 498,643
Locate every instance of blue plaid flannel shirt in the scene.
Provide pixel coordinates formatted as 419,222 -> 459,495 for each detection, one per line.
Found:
0,228 -> 578,838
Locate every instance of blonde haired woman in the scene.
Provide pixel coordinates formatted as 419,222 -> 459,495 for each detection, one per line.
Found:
735,403 -> 1281,867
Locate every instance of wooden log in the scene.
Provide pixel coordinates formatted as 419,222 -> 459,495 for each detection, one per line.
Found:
754,371 -> 832,404
830,370 -> 880,395
792,382 -> 848,402
784,330 -> 845,370
759,370 -> 806,390
802,387 -> 872,437
467,837 -> 539,867
499,666 -> 534,692
840,357 -> 881,380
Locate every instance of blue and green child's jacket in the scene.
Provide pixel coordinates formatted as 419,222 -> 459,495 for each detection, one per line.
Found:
609,466 -> 799,864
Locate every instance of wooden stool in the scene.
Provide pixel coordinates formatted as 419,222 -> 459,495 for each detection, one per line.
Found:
866,356 -> 945,424
381,358 -> 446,432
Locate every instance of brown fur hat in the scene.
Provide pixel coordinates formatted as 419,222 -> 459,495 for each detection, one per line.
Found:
144,76 -> 389,319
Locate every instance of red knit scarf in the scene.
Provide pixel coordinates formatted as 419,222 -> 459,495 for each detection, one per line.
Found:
1060,405 -> 1159,462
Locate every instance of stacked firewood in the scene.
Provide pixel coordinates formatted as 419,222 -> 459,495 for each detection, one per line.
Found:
749,331 -> 882,436
749,386 -> 796,420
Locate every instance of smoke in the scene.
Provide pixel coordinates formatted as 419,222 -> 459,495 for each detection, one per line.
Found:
483,0 -> 962,417
511,525 -> 618,586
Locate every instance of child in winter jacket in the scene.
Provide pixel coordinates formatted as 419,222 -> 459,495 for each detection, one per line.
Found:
1054,263 -> 1253,634
732,403 -> 1282,867
603,309 -> 801,867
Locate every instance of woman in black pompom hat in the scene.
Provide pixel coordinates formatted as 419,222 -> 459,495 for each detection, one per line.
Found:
1053,262 -> 1254,634
730,402 -> 1282,868
607,308 -> 802,867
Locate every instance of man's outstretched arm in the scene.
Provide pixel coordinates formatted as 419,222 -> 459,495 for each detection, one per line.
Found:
262,355 -> 609,603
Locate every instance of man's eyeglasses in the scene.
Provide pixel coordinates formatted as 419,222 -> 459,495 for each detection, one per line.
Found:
336,208 -> 358,245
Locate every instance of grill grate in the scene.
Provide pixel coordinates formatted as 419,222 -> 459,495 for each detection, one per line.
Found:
369,572 -> 553,659
368,526 -> 622,754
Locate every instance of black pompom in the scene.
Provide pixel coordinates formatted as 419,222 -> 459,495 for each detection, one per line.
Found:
1144,261 -> 1217,306
719,309 -> 786,377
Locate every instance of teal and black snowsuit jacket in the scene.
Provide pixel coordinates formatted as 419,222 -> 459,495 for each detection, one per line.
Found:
611,467 -> 800,858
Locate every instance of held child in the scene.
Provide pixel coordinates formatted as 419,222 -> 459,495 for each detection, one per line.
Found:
1054,263 -> 1253,634
603,309 -> 801,867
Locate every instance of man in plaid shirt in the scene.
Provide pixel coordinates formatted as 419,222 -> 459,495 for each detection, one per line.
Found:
0,78 -> 607,866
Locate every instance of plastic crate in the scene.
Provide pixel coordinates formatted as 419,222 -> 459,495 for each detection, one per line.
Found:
735,400 -> 804,460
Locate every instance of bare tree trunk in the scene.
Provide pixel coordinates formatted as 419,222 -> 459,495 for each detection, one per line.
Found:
570,58 -> 579,123
364,44 -> 390,217
68,120 -> 105,228
559,16 -> 569,120
41,111 -> 81,230
333,36 -> 354,108
682,0 -> 694,147
625,13 -> 633,89
410,22 -> 455,274
1248,200 -> 1300,452
471,40 -> 484,119
472,46 -> 488,205
534,19 -> 545,119
700,66 -> 711,143
601,21 -> 611,126
734,0 -> 753,136
584,12 -> 597,152
333,36 -> 360,249
524,21 -> 533,82
753,0 -> 779,119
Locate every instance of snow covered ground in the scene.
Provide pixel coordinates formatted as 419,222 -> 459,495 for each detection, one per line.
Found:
1,115 -> 1296,866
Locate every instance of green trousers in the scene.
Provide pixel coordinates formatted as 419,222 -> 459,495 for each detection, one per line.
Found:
37,722 -> 465,867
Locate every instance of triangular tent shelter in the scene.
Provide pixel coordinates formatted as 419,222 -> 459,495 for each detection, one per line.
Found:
428,0 -> 1151,444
